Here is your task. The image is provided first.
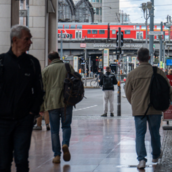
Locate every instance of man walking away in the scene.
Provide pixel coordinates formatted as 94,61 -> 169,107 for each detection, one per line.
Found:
125,48 -> 172,169
0,25 -> 44,172
99,67 -> 118,117
40,52 -> 74,164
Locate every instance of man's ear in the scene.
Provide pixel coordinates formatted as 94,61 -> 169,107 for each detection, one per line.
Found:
12,37 -> 17,44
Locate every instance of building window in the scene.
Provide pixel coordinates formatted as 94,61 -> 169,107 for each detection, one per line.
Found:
136,26 -> 140,30
100,8 -> 102,15
125,30 -> 130,34
87,30 -> 91,34
92,30 -> 97,34
99,30 -> 105,34
96,8 -> 99,15
112,30 -> 116,34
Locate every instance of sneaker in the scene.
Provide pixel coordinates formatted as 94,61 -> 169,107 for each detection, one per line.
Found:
62,144 -> 71,161
137,160 -> 146,169
33,126 -> 42,130
52,155 -> 60,164
110,113 -> 114,117
101,113 -> 107,117
46,124 -> 50,131
152,150 -> 163,163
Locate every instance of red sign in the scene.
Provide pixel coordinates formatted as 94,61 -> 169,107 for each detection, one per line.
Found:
166,75 -> 172,86
80,43 -> 86,48
163,75 -> 172,120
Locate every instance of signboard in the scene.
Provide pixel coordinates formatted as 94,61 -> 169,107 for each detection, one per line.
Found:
166,59 -> 172,66
132,57 -> 137,69
148,31 -> 163,35
73,56 -> 78,72
163,75 -> 172,121
103,49 -> 109,74
80,43 -> 86,48
19,10 -> 27,17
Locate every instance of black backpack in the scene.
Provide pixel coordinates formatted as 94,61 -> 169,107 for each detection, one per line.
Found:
103,74 -> 114,89
144,67 -> 170,117
63,63 -> 84,107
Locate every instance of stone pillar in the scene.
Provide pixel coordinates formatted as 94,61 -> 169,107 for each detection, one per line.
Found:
0,0 -> 19,54
29,0 -> 46,69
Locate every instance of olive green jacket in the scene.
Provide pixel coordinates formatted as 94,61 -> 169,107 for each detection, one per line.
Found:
40,59 -> 74,112
125,62 -> 172,116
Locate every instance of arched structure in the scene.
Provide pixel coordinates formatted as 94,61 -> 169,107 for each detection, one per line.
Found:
58,0 -> 75,22
75,0 -> 94,22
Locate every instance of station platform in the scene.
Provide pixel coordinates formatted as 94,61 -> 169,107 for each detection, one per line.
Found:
11,88 -> 172,172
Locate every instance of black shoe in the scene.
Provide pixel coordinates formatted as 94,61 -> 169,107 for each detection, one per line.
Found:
46,124 -> 50,131
101,113 -> 107,117
110,113 -> 114,117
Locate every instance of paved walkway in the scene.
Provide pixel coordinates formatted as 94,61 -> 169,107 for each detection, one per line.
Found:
11,89 -> 172,172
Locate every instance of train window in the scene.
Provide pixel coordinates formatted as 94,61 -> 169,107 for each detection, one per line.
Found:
136,26 -> 140,30
87,30 -> 91,34
96,0 -> 99,2
64,25 -> 69,29
76,31 -> 82,39
92,30 -> 97,34
157,26 -> 161,30
70,34 -> 72,38
112,30 -> 116,34
136,32 -> 143,39
99,30 -> 105,34
70,25 -> 76,29
141,26 -> 146,30
125,30 -> 130,34
58,25 -> 63,29
165,35 -> 169,40
164,26 -> 169,30
77,25 -> 82,29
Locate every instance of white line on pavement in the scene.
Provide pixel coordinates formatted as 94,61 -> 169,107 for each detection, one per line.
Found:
73,105 -> 98,112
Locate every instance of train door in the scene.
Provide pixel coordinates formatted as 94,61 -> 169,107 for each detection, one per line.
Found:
136,31 -> 143,40
76,31 -> 82,39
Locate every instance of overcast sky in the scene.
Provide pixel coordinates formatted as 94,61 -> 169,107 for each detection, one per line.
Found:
120,0 -> 172,24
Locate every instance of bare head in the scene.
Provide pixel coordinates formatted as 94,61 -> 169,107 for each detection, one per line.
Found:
137,48 -> 150,62
48,51 -> 60,64
11,25 -> 32,52
106,66 -> 111,72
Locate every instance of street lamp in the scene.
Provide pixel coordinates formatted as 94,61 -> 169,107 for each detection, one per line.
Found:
141,2 -> 152,48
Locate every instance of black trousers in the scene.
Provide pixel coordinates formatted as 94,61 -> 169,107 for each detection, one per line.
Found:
0,115 -> 34,172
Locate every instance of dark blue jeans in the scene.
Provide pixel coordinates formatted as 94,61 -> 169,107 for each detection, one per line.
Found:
0,115 -> 34,172
134,115 -> 162,162
49,106 -> 73,157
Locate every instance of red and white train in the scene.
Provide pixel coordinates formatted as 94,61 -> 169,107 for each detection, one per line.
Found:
58,23 -> 172,40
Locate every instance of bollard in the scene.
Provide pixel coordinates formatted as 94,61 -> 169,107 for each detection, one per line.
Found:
117,81 -> 121,116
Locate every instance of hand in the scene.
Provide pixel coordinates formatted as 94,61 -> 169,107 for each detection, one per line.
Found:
39,112 -> 44,116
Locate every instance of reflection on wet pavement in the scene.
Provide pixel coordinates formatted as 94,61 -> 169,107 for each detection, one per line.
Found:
10,117 -> 166,172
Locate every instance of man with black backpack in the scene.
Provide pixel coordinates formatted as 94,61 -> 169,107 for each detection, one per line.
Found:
40,52 -> 84,164
125,48 -> 172,169
99,66 -> 118,117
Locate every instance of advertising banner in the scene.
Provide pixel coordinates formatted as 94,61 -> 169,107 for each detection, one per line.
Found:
73,56 -> 78,72
103,49 -> 109,74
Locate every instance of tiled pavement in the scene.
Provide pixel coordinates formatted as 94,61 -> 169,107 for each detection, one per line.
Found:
11,89 -> 172,172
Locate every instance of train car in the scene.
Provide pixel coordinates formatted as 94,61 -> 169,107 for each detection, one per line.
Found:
58,22 -> 172,41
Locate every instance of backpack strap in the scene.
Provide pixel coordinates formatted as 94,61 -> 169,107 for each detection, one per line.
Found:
0,54 -> 5,91
142,66 -> 156,119
65,63 -> 71,74
153,66 -> 157,74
